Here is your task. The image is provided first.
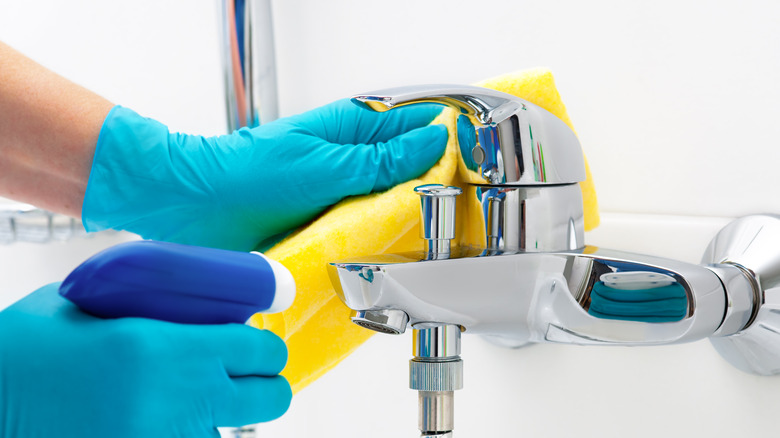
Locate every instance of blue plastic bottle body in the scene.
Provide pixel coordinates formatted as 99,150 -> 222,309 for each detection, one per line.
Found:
60,241 -> 278,324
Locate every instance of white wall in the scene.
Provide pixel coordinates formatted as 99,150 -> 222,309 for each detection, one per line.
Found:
1,0 -> 779,437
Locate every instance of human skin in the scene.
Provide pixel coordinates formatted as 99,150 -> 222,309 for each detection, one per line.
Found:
0,41 -> 113,217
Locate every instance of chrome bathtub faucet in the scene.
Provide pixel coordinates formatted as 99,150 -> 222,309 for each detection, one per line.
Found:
330,84 -> 780,438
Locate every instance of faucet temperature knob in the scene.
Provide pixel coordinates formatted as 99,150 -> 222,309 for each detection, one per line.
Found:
414,185 -> 462,259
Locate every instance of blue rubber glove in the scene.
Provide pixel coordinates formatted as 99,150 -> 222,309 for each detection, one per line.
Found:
83,100 -> 447,251
0,283 -> 291,437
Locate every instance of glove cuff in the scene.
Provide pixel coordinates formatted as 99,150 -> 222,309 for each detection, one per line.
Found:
81,106 -> 210,241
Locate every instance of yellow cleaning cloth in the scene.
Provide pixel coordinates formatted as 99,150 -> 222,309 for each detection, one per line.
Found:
248,68 -> 599,393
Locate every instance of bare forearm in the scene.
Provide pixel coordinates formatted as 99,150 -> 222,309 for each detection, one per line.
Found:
0,41 -> 113,217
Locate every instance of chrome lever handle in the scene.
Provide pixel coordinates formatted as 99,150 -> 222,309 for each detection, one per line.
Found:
352,83 -> 586,186
352,84 -> 521,126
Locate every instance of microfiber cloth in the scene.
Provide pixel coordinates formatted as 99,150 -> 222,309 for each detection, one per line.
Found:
248,68 -> 599,393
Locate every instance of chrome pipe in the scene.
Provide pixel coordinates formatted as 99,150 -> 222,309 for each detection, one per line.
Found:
228,426 -> 257,438
419,391 -> 454,434
218,0 -> 278,132
0,203 -> 87,245
411,325 -> 462,438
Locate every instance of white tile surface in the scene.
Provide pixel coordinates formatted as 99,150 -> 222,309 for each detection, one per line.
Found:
0,232 -> 138,310
586,212 -> 733,263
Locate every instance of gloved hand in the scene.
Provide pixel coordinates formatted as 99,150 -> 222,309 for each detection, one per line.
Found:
83,100 -> 448,251
0,283 -> 291,437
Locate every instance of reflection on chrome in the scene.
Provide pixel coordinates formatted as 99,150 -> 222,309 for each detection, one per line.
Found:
330,246 -> 730,345
0,203 -> 87,244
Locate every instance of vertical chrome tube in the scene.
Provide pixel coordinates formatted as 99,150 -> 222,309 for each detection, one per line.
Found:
419,391 -> 455,434
218,0 -> 278,132
228,426 -> 257,438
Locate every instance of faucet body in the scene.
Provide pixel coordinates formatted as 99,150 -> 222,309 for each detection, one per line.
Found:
335,84 -> 748,347
330,246 -> 737,348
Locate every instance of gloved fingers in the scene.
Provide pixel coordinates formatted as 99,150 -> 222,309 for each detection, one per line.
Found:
193,325 -> 287,377
344,101 -> 445,145
294,99 -> 445,145
8,282 -> 64,313
7,282 -> 97,325
277,124 -> 448,207
213,375 -> 292,426
368,123 -> 449,192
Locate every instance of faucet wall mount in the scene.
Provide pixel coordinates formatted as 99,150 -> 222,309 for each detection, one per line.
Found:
703,214 -> 780,375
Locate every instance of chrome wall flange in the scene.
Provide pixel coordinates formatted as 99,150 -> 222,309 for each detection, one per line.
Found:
703,214 -> 780,375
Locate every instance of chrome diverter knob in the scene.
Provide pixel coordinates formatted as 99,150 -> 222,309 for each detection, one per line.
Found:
415,184 -> 462,259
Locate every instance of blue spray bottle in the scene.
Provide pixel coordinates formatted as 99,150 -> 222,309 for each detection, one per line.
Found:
59,240 -> 295,324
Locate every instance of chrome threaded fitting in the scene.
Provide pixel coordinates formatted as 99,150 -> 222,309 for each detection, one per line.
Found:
411,324 -> 462,437
409,359 -> 463,392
